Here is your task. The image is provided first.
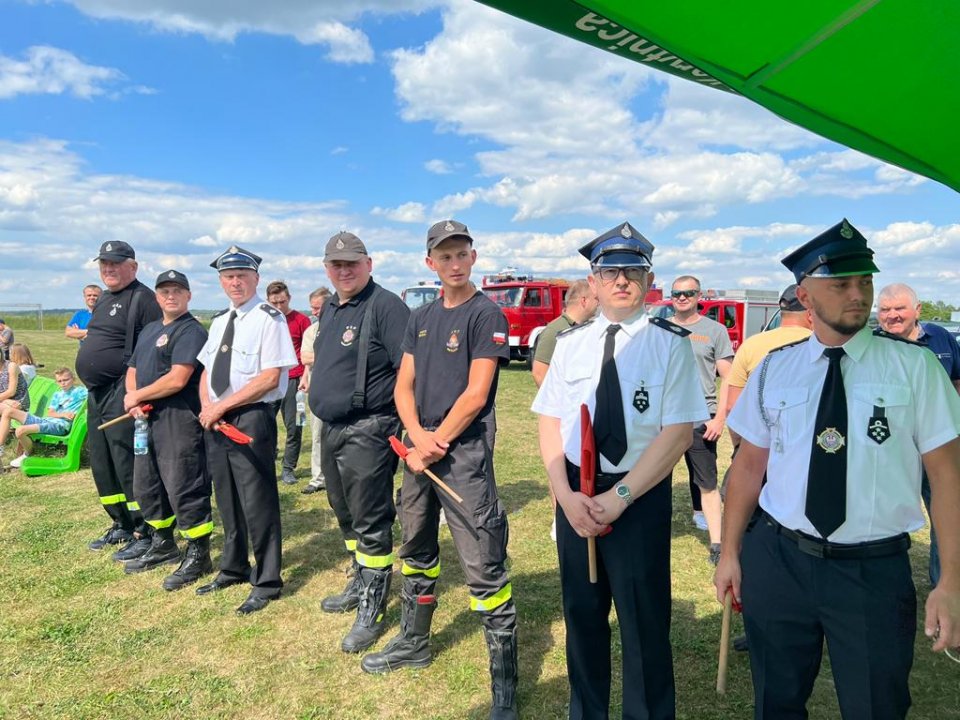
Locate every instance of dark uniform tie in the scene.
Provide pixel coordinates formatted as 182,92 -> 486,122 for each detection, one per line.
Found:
805,346 -> 847,538
594,324 -> 627,465
210,310 -> 236,396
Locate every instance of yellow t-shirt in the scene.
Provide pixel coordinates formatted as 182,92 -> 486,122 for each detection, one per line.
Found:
727,326 -> 813,388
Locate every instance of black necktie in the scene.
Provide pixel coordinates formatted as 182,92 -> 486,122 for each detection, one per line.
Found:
210,310 -> 236,396
594,324 -> 627,465
805,346 -> 847,538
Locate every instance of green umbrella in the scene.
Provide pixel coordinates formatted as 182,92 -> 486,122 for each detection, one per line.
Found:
475,1 -> 960,194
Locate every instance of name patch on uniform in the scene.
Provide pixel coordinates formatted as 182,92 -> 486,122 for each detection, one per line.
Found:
446,330 -> 461,353
418,329 -> 428,338
492,331 -> 506,345
155,334 -> 169,348
341,326 -> 357,347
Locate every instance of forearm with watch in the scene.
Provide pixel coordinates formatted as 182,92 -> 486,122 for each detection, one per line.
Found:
607,422 -> 694,507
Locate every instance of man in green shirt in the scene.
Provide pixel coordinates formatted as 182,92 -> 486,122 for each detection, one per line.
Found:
531,279 -> 597,386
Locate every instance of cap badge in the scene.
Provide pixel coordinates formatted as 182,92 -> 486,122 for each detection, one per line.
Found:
840,220 -> 853,239
105,243 -> 113,251
168,271 -> 176,279
336,238 -> 345,249
444,221 -> 455,232
619,224 -> 631,239
228,245 -> 239,253
816,427 -> 845,454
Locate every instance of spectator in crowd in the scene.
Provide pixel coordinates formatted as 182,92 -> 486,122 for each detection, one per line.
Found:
0,350 -> 29,411
0,318 -> 13,360
299,286 -> 332,495
9,344 -> 37,385
0,367 -> 86,467
65,284 -> 103,344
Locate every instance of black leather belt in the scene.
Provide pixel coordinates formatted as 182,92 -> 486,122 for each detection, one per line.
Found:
564,459 -> 626,493
763,513 -> 910,559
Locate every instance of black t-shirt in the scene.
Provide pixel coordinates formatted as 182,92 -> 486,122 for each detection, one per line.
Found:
76,279 -> 163,389
128,313 -> 208,414
309,280 -> 410,423
401,290 -> 509,429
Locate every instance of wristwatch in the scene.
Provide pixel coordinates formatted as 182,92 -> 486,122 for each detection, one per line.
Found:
614,481 -> 634,507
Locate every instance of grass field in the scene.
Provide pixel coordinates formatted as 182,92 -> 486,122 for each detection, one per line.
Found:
1,330 -> 957,719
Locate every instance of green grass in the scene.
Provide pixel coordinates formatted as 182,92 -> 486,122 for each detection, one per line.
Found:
1,331 -> 957,719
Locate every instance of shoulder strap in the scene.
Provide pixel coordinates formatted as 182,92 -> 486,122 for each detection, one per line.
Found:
123,287 -> 142,362
352,285 -> 383,410
649,316 -> 691,337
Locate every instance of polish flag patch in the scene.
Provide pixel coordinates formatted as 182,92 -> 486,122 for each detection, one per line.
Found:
492,332 -> 506,344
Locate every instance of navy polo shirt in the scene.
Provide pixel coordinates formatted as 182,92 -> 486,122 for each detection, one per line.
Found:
918,322 -> 960,380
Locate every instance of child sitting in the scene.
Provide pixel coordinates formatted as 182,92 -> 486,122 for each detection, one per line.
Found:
9,344 -> 37,385
0,367 -> 87,468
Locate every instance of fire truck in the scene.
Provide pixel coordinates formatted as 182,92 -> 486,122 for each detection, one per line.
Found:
649,288 -> 780,350
400,281 -> 441,309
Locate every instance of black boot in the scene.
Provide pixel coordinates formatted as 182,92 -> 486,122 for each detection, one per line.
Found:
163,535 -> 213,591
89,522 -> 133,550
321,559 -> 361,613
341,567 -> 392,653
124,528 -> 180,574
485,627 -> 518,720
360,592 -> 436,674
112,529 -> 153,561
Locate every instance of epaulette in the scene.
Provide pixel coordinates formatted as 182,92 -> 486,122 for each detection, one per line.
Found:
872,328 -> 920,345
768,337 -> 811,354
557,319 -> 593,338
211,308 -> 229,319
259,303 -> 282,318
649,316 -> 690,337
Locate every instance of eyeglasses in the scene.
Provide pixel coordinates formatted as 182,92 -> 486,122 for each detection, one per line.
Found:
671,289 -> 699,299
592,266 -> 647,284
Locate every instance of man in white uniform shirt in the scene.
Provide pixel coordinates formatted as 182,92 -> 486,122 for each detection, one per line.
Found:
714,219 -> 960,719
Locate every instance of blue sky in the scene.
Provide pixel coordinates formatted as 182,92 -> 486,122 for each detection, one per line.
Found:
1,0 -> 958,311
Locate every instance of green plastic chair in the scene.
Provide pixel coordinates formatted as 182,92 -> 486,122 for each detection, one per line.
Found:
9,376 -> 57,431
20,399 -> 88,477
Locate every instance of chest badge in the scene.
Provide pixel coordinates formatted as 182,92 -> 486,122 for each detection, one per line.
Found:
341,326 -> 357,346
220,344 -> 229,353
155,334 -> 169,348
633,383 -> 649,413
816,427 -> 845,454
109,302 -> 121,317
868,404 -> 890,444
446,330 -> 461,353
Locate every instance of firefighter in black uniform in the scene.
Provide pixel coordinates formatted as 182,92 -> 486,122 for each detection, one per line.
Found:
362,220 -> 518,720
122,270 -> 213,591
196,246 -> 297,615
76,241 -> 162,554
308,231 -> 410,653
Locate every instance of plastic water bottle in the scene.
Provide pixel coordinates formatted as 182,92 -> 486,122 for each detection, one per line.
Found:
133,417 -> 149,455
296,390 -> 306,427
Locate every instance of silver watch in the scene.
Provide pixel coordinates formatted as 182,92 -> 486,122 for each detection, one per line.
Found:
614,481 -> 634,507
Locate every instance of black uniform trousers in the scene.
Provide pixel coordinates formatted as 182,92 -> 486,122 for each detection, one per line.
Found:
558,462 -> 674,720
741,518 -> 915,720
398,432 -> 515,632
271,377 -> 303,473
86,378 -> 143,532
133,398 -> 212,538
204,403 -> 282,598
320,412 -> 399,564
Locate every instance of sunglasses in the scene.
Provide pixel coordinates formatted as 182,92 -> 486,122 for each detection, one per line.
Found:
671,289 -> 699,299
592,266 -> 647,284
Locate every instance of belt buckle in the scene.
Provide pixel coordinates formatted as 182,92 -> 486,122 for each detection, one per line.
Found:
796,535 -> 826,558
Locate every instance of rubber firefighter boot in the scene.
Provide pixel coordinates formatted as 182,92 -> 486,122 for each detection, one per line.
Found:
341,567 -> 392,653
162,535 -> 213,591
360,592 -> 436,674
124,527 -> 180,573
321,558 -> 361,613
485,627 -> 519,720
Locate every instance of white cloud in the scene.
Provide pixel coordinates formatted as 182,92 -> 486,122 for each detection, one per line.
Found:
330,146 -> 349,155
0,46 -> 135,100
371,201 -> 426,223
424,158 -> 453,174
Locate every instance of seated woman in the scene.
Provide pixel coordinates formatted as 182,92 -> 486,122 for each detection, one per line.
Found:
9,344 -> 37,385
0,351 -> 29,411
0,367 -> 86,467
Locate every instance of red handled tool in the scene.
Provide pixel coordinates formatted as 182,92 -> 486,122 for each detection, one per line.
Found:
214,421 -> 253,444
389,435 -> 464,504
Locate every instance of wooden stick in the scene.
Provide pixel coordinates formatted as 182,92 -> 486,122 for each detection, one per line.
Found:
587,537 -> 598,583
716,589 -> 734,694
422,466 -> 464,504
97,413 -> 134,431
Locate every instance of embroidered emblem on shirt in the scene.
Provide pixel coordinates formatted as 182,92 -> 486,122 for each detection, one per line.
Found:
341,326 -> 357,346
868,403 -> 890,444
156,334 -> 169,348
109,302 -> 121,317
816,427 -> 845,454
446,330 -> 461,353
633,383 -> 649,413
492,331 -> 506,345
418,329 -> 428,338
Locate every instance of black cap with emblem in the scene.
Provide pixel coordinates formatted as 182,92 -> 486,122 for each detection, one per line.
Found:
93,241 -> 136,263
778,284 -> 804,312
324,232 -> 368,262
578,222 -> 654,268
155,269 -> 190,291
210,245 -> 262,272
426,219 -> 473,251
781,219 -> 879,283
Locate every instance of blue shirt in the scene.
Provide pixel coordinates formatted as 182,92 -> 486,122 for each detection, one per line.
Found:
918,322 -> 960,380
68,309 -> 92,331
